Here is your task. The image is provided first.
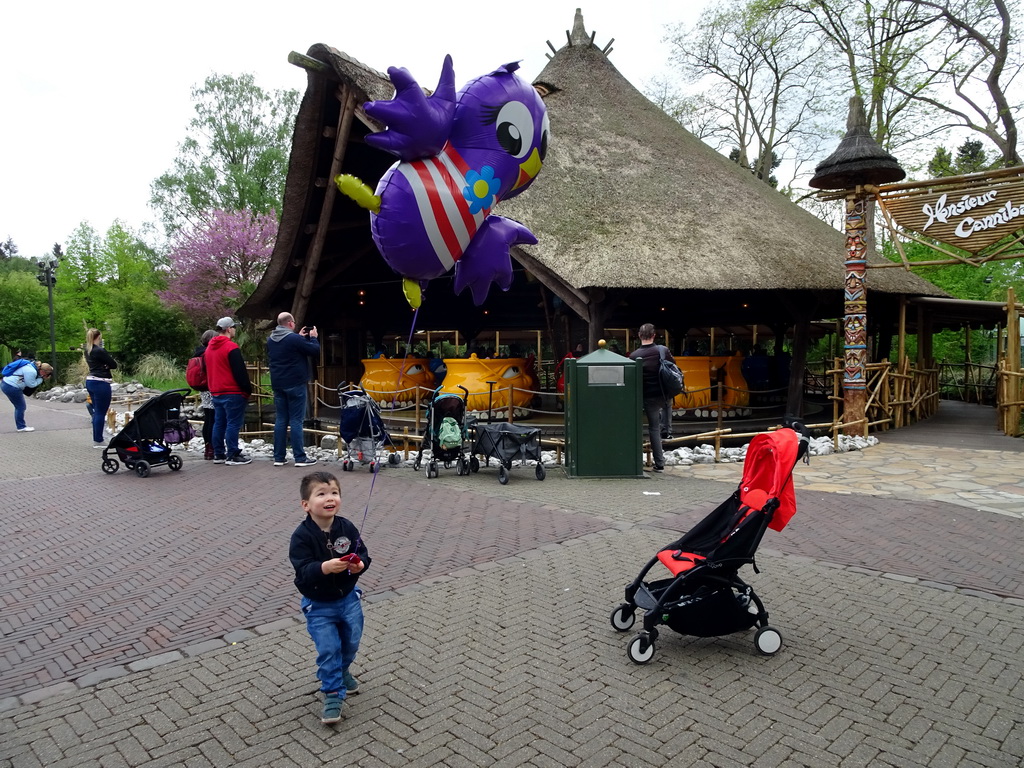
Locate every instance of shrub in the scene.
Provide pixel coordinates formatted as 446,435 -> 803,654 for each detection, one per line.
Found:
133,353 -> 183,389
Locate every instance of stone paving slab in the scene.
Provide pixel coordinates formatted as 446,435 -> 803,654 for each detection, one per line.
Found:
2,530 -> 1022,767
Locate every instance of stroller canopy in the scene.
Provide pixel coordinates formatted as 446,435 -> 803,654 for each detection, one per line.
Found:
740,428 -> 801,531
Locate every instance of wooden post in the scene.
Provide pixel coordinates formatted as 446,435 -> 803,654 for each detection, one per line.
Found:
896,297 -> 907,428
1006,287 -> 1021,435
507,382 -> 514,423
842,190 -> 869,435
292,84 -> 357,322
414,386 -> 422,433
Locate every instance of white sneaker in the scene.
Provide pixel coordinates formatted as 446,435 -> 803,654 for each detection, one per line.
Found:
294,459 -> 318,467
17,426 -> 35,432
273,460 -> 288,467
93,442 -> 106,448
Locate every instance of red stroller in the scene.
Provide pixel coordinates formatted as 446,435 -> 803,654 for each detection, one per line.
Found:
611,423 -> 809,664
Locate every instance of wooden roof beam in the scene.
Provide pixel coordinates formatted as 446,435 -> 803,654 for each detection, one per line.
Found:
292,83 -> 357,320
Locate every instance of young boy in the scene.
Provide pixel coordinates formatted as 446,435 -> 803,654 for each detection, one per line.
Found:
289,471 -> 370,724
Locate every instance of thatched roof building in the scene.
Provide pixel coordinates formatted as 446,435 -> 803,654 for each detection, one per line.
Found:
240,10 -> 944,374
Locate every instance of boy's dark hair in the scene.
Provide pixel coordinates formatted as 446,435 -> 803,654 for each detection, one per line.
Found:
300,471 -> 340,500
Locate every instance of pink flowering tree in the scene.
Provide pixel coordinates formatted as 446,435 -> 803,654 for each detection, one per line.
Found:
159,209 -> 276,327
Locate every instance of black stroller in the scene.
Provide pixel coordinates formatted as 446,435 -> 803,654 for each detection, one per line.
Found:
611,424 -> 809,664
470,422 -> 546,484
414,386 -> 470,478
100,389 -> 194,478
338,385 -> 399,472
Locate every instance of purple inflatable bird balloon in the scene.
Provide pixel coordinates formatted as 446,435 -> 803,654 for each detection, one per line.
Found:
336,55 -> 549,307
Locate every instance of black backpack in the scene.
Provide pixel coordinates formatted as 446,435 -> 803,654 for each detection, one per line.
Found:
657,346 -> 684,398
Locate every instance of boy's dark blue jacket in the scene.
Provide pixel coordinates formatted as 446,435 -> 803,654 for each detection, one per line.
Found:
289,515 -> 370,602
266,327 -> 320,389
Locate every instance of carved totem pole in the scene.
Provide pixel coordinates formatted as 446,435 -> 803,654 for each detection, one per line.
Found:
809,97 -> 905,435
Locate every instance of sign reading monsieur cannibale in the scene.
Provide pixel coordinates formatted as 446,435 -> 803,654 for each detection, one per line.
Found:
880,176 -> 1024,254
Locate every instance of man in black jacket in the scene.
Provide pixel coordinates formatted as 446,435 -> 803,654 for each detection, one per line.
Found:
267,312 -> 320,467
628,323 -> 668,472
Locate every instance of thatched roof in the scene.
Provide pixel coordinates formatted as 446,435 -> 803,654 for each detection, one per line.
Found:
500,11 -> 941,299
242,15 -> 946,346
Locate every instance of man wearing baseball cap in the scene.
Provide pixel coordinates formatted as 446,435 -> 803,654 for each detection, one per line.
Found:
206,317 -> 253,465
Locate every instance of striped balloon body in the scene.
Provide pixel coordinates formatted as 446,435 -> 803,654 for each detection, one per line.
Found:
371,143 -> 489,281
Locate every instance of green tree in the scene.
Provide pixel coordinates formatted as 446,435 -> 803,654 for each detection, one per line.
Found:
904,0 -> 1021,167
150,73 -> 299,235
114,295 -> 195,372
0,272 -> 49,357
57,220 -> 168,358
0,237 -> 18,260
927,138 -> 991,178
666,0 -> 829,188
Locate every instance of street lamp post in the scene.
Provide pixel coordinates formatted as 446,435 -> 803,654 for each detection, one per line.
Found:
36,254 -> 58,374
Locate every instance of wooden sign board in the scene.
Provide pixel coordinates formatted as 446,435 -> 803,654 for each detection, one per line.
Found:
879,176 -> 1024,254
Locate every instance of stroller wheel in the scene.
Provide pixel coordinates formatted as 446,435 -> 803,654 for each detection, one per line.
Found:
168,455 -> 183,472
498,466 -> 509,485
627,633 -> 655,664
456,457 -> 467,476
368,462 -> 376,472
535,463 -> 546,481
101,458 -> 119,475
470,456 -> 480,473
610,604 -> 635,632
428,461 -> 438,479
413,455 -> 420,471
135,460 -> 151,479
388,452 -> 400,465
754,626 -> 783,656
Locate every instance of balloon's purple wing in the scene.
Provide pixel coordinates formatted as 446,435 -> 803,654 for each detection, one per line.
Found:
364,55 -> 457,161
453,216 -> 537,305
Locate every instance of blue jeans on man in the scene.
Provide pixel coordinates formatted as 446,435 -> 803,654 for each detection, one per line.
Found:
1,382 -> 27,430
301,588 -> 364,696
212,393 -> 248,460
273,383 -> 309,463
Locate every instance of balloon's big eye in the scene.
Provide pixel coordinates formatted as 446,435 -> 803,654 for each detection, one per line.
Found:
494,101 -> 534,159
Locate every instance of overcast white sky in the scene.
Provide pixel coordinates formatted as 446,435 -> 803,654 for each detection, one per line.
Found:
1,0 -> 709,259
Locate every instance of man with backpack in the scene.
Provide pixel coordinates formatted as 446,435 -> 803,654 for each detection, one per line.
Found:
629,323 -> 675,472
206,317 -> 253,465
2,358 -> 52,432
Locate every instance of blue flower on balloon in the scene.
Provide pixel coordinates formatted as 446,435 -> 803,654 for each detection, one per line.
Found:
464,166 -> 501,214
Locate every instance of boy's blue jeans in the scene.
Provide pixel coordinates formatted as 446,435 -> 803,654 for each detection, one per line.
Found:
301,588 -> 363,695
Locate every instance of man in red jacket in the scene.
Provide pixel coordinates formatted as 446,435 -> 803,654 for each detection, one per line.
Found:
206,317 -> 253,465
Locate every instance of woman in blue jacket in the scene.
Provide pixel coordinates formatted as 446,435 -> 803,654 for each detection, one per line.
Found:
2,359 -> 52,432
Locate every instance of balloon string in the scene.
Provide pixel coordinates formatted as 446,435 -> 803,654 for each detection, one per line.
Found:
357,306 -> 419,550
391,306 -> 420,412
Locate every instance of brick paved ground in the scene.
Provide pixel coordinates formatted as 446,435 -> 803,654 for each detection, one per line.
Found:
1,399 -> 1023,766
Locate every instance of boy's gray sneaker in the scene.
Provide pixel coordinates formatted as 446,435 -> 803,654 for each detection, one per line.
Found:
342,669 -> 360,694
226,454 -> 252,466
294,459 -> 318,468
321,693 -> 343,724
